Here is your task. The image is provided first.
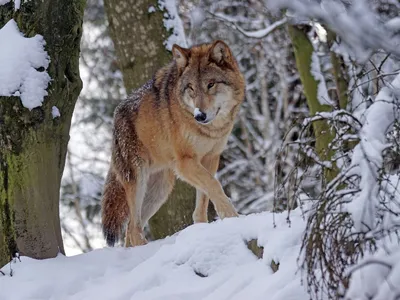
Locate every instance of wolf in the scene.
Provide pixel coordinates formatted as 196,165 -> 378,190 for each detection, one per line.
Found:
101,40 -> 245,247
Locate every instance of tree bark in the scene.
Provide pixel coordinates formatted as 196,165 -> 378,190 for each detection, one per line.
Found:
104,0 -> 171,93
0,0 -> 85,267
327,30 -> 349,110
104,0 -> 198,240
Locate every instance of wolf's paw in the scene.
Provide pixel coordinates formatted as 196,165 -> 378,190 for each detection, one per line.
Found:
130,237 -> 148,247
128,231 -> 148,247
219,210 -> 239,219
216,200 -> 239,219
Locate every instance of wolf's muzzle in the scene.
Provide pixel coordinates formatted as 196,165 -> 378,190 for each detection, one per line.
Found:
194,111 -> 207,123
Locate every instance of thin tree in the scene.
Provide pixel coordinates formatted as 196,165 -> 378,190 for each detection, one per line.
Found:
287,25 -> 339,181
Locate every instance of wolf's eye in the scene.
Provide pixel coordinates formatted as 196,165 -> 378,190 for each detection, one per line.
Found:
186,84 -> 194,91
207,82 -> 215,89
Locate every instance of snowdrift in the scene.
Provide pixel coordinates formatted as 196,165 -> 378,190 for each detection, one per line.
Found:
0,210 -> 307,300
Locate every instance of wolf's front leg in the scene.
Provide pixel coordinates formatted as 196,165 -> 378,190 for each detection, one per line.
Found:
176,157 -> 238,220
193,155 -> 221,223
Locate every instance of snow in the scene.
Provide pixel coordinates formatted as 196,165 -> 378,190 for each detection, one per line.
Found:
267,0 -> 400,61
0,20 -> 50,110
190,7 -> 205,28
0,0 -> 19,10
52,106 -> 60,118
310,51 -> 333,106
239,18 -> 287,38
346,239 -> 400,300
345,74 -> 400,232
386,17 -> 400,32
213,15 -> 287,39
0,210 -> 309,300
158,0 -> 187,50
148,5 -> 156,13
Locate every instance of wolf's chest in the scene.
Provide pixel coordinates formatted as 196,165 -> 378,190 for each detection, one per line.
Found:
183,129 -> 228,157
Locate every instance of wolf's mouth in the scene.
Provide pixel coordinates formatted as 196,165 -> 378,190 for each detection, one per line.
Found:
202,107 -> 221,125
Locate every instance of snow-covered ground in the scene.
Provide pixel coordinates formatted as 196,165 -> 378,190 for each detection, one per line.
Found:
0,210 -> 307,300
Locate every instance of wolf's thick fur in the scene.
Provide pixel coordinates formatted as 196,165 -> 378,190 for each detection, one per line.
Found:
102,40 -> 245,247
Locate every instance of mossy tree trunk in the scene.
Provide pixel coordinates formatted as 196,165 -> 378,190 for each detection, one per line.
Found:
0,1 -> 85,267
288,25 -> 339,182
104,0 -> 200,240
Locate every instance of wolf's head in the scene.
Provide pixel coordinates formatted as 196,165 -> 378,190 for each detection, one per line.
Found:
172,40 -> 245,125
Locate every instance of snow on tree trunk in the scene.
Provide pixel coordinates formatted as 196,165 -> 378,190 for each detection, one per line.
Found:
103,0 -> 197,240
0,0 -> 85,267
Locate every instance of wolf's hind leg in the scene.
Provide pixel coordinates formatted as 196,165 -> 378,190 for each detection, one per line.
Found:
193,190 -> 209,223
124,167 -> 149,247
141,169 -> 176,225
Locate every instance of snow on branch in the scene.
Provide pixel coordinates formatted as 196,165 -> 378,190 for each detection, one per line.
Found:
303,110 -> 362,130
0,20 -> 50,110
266,0 -> 400,61
310,51 -> 334,106
210,13 -> 287,39
158,0 -> 187,50
346,241 -> 400,300
345,74 -> 400,232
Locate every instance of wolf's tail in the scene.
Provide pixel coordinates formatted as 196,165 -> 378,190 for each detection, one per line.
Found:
101,170 -> 129,247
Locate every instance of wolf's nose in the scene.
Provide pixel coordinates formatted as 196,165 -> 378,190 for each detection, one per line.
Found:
195,111 -> 207,122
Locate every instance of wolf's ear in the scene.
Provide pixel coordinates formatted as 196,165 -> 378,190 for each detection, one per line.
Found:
209,40 -> 234,66
172,44 -> 189,71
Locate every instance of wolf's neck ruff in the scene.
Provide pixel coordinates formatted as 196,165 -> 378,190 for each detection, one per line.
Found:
102,40 -> 245,247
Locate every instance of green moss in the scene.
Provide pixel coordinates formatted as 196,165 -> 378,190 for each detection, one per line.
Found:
0,154 -> 17,267
0,130 -> 55,267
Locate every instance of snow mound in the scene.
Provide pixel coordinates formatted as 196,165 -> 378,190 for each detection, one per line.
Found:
0,19 -> 50,110
0,210 -> 307,300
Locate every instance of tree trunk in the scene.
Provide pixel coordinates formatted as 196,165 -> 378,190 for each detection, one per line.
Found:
327,30 -> 349,110
104,0 -> 171,93
104,0 -> 198,240
0,1 -> 85,267
287,25 -> 338,182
